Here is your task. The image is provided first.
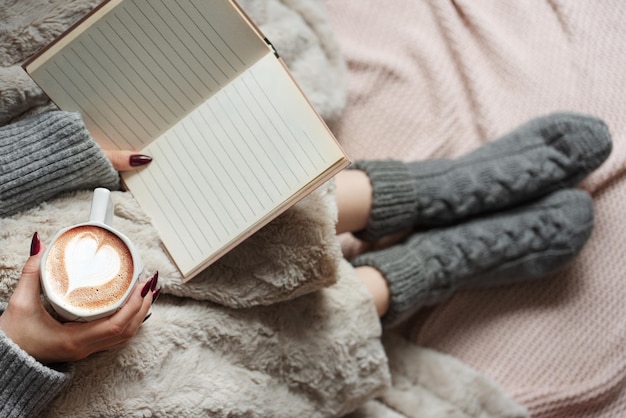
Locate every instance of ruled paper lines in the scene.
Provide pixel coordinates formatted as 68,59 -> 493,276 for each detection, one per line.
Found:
131,164 -> 198,260
138,2 -> 217,91
111,14 -> 193,112
188,0 -> 245,70
211,94 -> 275,204
153,145 -> 207,254
226,83 -> 291,191
70,45 -> 149,143
179,120 -> 240,230
183,112 -> 252,224
93,26 -> 178,125
242,72 -> 311,177
83,34 -> 162,136
248,71 -> 325,171
45,62 -> 132,149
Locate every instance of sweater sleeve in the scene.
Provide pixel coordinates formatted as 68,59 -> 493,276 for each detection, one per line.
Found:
0,110 -> 121,217
0,303 -> 72,418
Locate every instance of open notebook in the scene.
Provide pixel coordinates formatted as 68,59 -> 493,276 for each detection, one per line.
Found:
23,0 -> 349,281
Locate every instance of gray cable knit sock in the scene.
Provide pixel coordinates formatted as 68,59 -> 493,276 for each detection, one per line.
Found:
351,188 -> 594,328
351,112 -> 611,241
0,110 -> 120,217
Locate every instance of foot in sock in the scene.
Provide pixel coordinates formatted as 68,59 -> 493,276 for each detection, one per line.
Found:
350,188 -> 594,327
351,112 -> 611,241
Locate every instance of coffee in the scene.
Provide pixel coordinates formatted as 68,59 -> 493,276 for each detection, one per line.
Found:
44,225 -> 134,313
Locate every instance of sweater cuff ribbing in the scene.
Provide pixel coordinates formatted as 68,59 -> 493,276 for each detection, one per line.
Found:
0,110 -> 120,217
0,330 -> 71,418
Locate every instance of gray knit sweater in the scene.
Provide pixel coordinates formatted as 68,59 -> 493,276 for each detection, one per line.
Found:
0,110 -> 120,217
0,309 -> 71,418
0,110 -> 119,417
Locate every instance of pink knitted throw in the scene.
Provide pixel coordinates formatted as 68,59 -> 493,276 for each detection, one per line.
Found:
327,1 -> 626,416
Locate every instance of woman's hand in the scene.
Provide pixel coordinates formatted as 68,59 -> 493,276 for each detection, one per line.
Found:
0,233 -> 157,364
103,150 -> 152,172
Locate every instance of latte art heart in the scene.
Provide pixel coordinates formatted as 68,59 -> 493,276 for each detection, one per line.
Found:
64,232 -> 121,294
44,225 -> 134,313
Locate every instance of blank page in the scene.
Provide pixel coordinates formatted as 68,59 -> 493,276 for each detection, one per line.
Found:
122,54 -> 346,276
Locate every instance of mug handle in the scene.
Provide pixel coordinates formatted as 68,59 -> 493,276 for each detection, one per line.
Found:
89,188 -> 114,226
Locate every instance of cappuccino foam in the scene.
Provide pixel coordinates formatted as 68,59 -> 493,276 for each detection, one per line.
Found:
44,225 -> 134,312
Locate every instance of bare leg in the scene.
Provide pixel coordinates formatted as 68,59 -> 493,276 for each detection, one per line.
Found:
335,170 -> 390,317
335,169 -> 372,235
355,266 -> 390,317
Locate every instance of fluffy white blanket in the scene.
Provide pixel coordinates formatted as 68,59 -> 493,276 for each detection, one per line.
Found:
0,0 -> 528,416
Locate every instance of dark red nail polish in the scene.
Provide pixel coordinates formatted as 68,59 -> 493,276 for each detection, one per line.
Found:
30,232 -> 40,256
141,279 -> 152,297
151,288 -> 161,305
150,271 -> 159,291
142,313 -> 152,323
129,154 -> 153,167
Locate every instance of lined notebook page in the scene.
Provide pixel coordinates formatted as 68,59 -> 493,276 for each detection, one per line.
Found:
122,53 -> 346,276
25,0 -> 349,278
27,0 -> 267,149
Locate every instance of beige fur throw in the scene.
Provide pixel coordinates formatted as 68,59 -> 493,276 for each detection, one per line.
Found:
0,187 -> 393,417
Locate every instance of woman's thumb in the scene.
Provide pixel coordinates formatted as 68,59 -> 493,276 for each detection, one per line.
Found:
16,232 -> 46,296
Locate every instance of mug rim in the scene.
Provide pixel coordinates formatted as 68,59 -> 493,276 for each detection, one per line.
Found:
40,221 -> 143,322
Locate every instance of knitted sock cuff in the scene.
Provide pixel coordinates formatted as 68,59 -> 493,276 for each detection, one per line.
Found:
348,160 -> 418,242
0,111 -> 120,217
0,330 -> 71,417
351,245 -> 446,328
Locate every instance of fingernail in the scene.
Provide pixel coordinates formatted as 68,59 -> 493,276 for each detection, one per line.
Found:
141,279 -> 153,297
141,272 -> 158,297
30,232 -> 40,256
142,313 -> 152,323
151,288 -> 161,305
129,154 -> 153,167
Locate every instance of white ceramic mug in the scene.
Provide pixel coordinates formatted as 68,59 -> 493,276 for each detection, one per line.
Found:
40,188 -> 143,322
